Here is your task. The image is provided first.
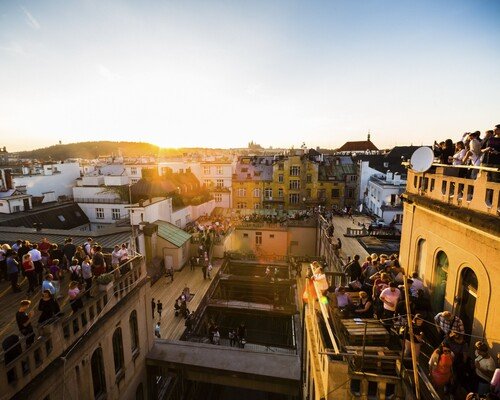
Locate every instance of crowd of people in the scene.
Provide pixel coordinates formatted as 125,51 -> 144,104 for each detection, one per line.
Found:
433,124 -> 500,180
306,251 -> 499,399
0,237 -> 132,358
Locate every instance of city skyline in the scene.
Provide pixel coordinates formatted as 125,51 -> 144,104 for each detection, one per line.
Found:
1,0 -> 499,153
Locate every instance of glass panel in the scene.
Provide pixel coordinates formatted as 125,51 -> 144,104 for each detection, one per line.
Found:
432,251 -> 448,313
459,268 -> 477,337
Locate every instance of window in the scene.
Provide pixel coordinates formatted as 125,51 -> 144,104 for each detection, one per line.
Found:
415,239 -> 426,275
112,328 -> 124,375
243,233 -> 249,238
306,174 -> 312,183
458,268 -> 478,336
318,189 -> 326,200
346,188 -> 355,198
216,179 -> 224,188
253,188 -> 261,198
130,167 -> 138,175
217,166 -> 223,175
237,188 -> 246,197
96,208 -> 104,219
203,166 -> 210,175
264,188 -> 272,198
175,219 -> 181,227
214,193 -> 222,202
432,251 -> 448,313
349,175 -> 357,182
278,188 -> 283,198
331,189 -> 340,198
278,174 -> 284,183
255,232 -> 262,245
237,202 -> 247,209
112,208 -> 121,220
203,179 -> 211,187
278,163 -> 284,171
306,188 -> 311,197
185,214 -> 191,223
289,193 -> 300,204
290,166 -> 300,176
57,215 -> 66,222
129,311 -> 139,353
254,203 -> 260,209
91,347 -> 106,398
289,180 -> 300,190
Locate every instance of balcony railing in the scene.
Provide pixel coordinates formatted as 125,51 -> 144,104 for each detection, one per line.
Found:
0,255 -> 145,398
74,197 -> 129,204
405,164 -> 500,215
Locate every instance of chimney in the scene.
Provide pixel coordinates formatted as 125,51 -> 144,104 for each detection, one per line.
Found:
386,170 -> 393,182
367,132 -> 371,142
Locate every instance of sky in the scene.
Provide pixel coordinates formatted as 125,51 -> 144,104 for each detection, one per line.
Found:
0,0 -> 499,152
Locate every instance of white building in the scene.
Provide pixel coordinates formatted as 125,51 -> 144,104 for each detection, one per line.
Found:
11,162 -> 81,203
158,158 -> 235,208
0,189 -> 32,214
364,172 -> 406,226
73,164 -> 132,229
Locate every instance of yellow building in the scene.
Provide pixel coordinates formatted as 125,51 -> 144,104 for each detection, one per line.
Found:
232,156 -> 273,209
400,164 -> 500,353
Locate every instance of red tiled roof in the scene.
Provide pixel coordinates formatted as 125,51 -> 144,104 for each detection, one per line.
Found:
337,140 -> 379,152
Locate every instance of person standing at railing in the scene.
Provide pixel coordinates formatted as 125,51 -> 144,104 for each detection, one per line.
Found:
38,289 -> 60,325
81,256 -> 93,298
16,300 -> 35,348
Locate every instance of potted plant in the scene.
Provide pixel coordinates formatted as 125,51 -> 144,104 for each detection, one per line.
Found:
96,273 -> 114,292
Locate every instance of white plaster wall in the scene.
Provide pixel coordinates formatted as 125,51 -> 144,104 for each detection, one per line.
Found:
13,163 -> 80,199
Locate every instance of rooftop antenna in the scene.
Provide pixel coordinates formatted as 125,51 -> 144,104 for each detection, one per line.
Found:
409,147 -> 433,173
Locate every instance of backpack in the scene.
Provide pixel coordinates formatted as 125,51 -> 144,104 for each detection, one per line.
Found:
69,265 -> 81,281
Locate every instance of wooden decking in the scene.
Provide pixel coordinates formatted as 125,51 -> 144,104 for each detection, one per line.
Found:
151,259 -> 222,340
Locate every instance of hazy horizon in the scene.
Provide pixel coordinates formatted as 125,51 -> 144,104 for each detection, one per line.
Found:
1,1 -> 499,153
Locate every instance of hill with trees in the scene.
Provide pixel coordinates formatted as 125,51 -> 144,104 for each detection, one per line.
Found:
14,141 -> 185,160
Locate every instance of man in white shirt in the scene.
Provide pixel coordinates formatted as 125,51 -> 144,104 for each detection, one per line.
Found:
29,244 -> 43,285
380,282 -> 400,321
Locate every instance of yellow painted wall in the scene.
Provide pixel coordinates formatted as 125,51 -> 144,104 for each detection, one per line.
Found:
399,201 -> 500,354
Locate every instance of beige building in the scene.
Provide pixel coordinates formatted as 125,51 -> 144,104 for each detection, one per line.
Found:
400,165 -> 500,353
1,256 -> 153,400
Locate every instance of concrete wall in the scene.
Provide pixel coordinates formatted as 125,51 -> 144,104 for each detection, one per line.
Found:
224,226 -> 317,257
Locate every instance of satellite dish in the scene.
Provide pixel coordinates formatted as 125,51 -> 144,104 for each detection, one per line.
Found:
410,147 -> 434,173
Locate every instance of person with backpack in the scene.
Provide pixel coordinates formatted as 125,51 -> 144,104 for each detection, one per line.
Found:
434,311 -> 465,341
69,258 -> 82,283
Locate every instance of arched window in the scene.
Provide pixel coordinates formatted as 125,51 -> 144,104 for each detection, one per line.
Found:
414,238 -> 426,276
129,310 -> 139,353
112,328 -> 124,374
458,268 -> 478,337
91,347 -> 106,398
432,251 -> 448,312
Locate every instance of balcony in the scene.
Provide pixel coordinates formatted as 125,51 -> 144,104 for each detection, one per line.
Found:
405,164 -> 500,216
74,197 -> 128,204
0,255 -> 145,398
262,196 -> 284,203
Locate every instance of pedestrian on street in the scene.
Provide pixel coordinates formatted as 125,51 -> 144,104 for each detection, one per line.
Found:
151,298 -> 156,319
202,263 -> 207,280
155,321 -> 161,338
157,299 -> 163,319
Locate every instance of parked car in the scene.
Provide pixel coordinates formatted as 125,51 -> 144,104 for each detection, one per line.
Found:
369,219 -> 392,229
